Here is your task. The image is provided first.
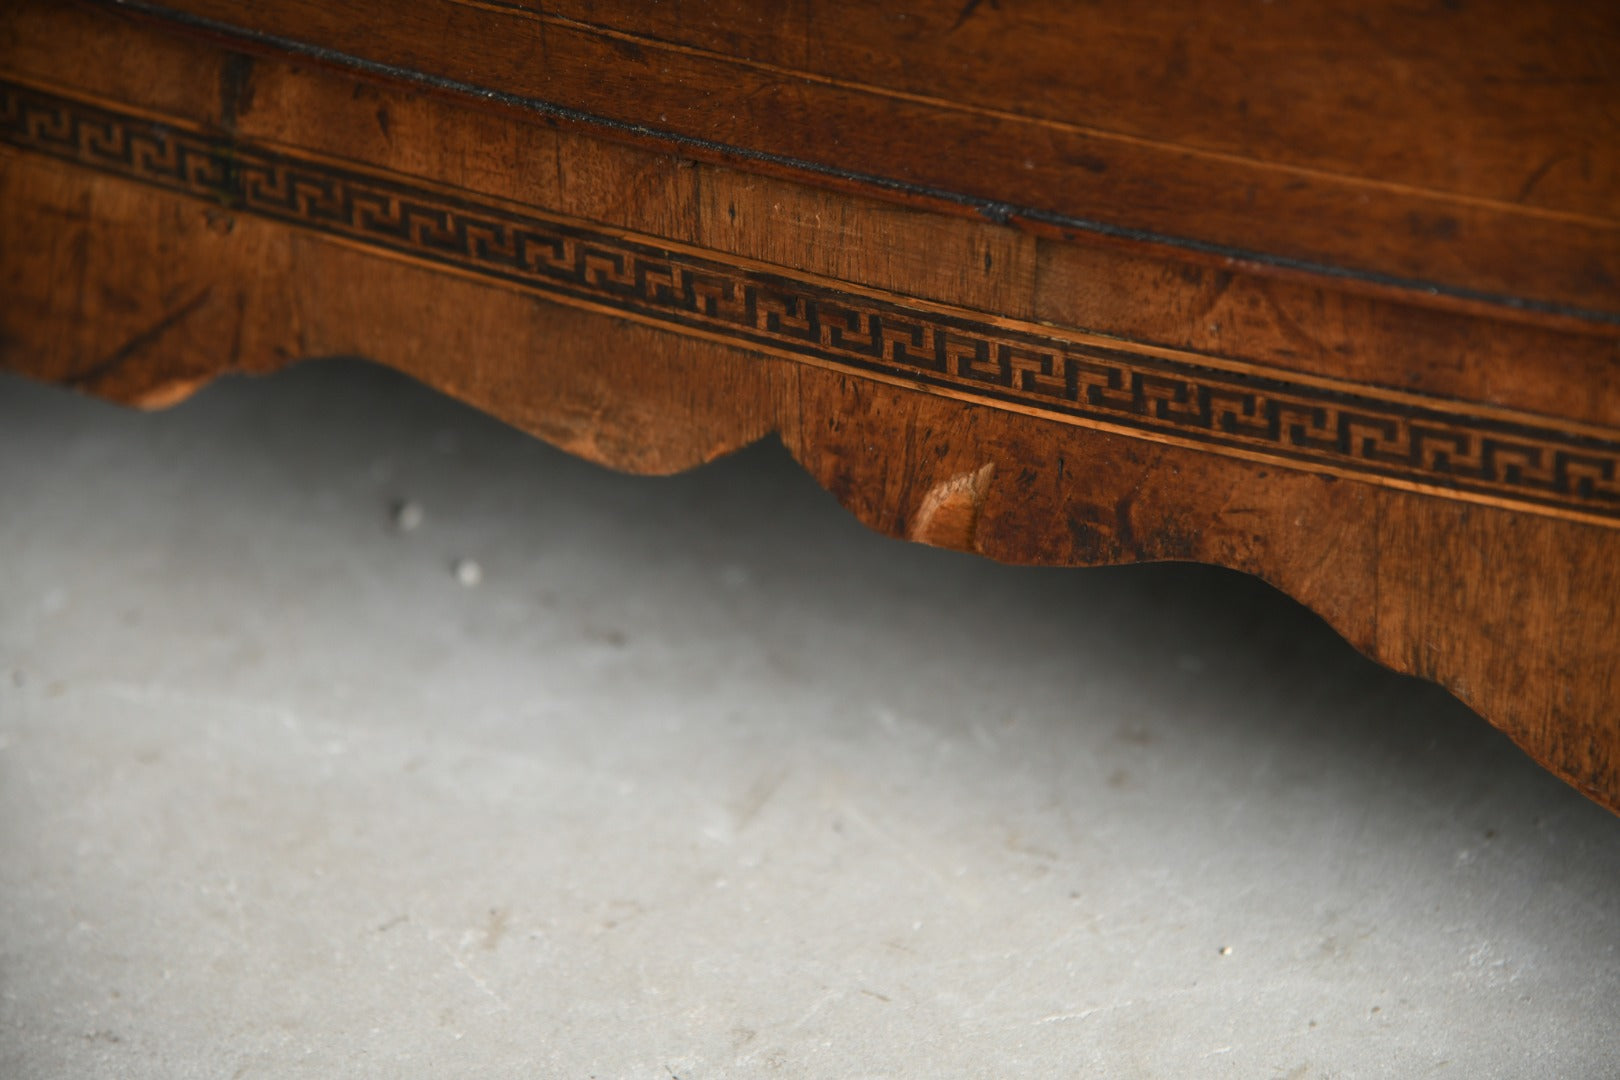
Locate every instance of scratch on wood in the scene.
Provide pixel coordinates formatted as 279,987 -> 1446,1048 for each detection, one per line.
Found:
951,0 -> 999,31
69,288 -> 212,392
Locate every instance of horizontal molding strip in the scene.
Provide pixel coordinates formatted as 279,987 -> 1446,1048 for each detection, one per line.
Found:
98,0 -> 1620,329
6,77 -> 1619,527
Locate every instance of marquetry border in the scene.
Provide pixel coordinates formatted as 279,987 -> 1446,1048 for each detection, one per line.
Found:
5,78 -> 1619,526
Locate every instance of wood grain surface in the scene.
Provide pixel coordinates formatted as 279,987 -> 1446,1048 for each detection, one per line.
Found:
3,0 -> 1618,811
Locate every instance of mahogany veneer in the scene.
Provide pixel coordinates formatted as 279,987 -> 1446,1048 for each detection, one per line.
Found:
3,0 -> 1618,811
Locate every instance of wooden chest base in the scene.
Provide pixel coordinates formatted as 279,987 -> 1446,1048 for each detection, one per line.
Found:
4,1 -> 1618,812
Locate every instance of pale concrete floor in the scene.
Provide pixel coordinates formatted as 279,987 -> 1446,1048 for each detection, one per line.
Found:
1,361 -> 1617,1079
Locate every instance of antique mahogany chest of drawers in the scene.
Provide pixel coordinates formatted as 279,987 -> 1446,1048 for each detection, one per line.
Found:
4,1 -> 1618,811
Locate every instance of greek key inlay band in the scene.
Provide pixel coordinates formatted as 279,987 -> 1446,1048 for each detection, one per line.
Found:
6,78 -> 1618,525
